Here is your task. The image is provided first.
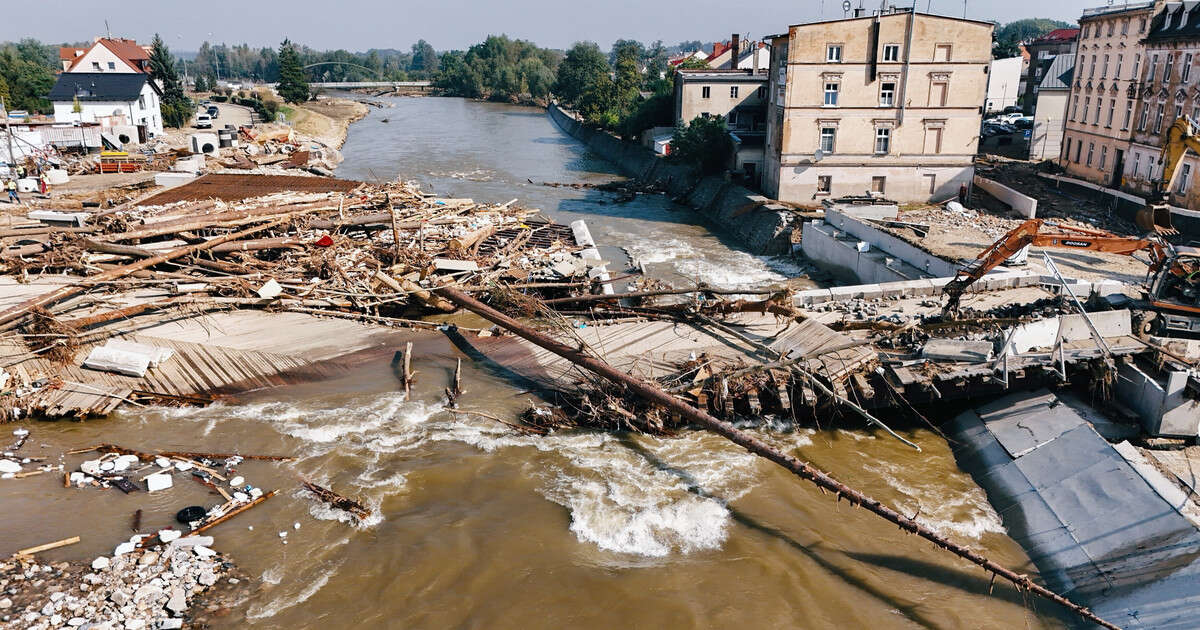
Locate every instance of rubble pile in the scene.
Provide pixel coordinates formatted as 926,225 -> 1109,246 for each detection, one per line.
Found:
0,538 -> 233,630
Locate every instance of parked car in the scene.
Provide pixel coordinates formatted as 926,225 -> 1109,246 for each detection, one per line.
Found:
1002,105 -> 1022,115
207,106 -> 220,119
1013,117 -> 1034,130
195,114 -> 212,129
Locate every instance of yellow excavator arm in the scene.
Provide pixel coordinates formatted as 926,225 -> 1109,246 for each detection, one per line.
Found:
1157,116 -> 1200,198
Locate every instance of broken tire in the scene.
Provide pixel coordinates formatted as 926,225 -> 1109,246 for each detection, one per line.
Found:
176,506 -> 206,523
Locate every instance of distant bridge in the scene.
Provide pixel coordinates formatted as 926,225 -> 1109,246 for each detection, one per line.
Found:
308,81 -> 432,89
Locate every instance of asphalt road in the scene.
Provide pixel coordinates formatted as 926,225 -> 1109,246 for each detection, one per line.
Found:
190,102 -> 252,130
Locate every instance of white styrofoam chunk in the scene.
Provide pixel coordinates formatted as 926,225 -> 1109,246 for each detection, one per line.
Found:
257,278 -> 282,300
81,346 -> 151,377
104,339 -> 174,366
145,472 -> 173,493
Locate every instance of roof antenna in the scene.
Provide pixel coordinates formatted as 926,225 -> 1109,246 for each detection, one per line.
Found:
104,19 -> 111,39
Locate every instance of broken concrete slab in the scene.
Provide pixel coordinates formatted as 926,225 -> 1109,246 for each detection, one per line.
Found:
921,339 -> 994,363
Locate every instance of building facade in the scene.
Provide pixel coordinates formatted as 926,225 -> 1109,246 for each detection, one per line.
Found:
49,73 -> 164,139
1126,3 -> 1200,208
763,9 -> 991,203
1060,2 -> 1156,188
1020,29 -> 1079,114
674,69 -> 768,181
1031,54 -> 1074,161
59,38 -> 151,74
986,56 -> 1024,112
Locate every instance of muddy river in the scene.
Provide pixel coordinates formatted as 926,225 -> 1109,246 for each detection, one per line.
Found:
1,96 -> 1067,629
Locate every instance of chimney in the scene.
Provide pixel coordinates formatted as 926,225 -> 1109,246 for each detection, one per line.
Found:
731,34 -> 740,69
713,42 -> 720,56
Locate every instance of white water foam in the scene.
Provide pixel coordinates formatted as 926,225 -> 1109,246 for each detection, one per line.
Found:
246,562 -> 339,620
429,168 -> 494,182
615,230 -> 808,290
863,459 -> 1006,541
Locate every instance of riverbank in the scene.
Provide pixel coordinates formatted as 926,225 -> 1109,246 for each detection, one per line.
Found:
546,103 -> 796,256
286,97 -> 369,149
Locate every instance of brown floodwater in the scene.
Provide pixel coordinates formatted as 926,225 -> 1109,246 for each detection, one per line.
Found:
1,97 -> 1068,629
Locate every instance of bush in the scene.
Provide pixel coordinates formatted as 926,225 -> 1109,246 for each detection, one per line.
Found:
211,95 -> 228,102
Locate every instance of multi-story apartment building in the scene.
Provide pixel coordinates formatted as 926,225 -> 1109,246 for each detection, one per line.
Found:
673,69 -> 769,182
762,8 -> 991,203
1125,3 -> 1200,208
1060,2 -> 1157,188
1020,29 -> 1079,114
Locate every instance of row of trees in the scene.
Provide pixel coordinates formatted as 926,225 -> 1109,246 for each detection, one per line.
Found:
186,38 -> 442,86
0,39 -> 58,113
434,35 -> 559,102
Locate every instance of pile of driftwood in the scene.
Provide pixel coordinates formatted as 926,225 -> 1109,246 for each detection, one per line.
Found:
0,179 -> 611,340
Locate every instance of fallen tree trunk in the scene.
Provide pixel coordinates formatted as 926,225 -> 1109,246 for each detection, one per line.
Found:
541,286 -> 785,305
0,214 -> 306,329
431,283 -> 1121,630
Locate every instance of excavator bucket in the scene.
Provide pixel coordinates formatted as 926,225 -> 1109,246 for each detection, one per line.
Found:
1136,203 -> 1178,236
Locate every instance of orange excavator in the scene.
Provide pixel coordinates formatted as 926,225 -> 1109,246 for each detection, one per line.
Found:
943,115 -> 1200,335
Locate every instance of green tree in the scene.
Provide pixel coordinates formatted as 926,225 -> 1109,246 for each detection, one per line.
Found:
0,40 -> 56,113
992,18 -> 1073,59
0,75 -> 9,107
554,42 -> 608,106
669,116 -> 734,175
677,57 -> 710,70
411,40 -> 439,75
613,47 -> 641,113
276,39 -> 310,103
644,40 -> 668,86
577,73 -> 618,127
609,39 -> 645,67
149,34 -> 191,128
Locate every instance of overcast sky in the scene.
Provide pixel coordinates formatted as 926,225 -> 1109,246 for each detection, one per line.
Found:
10,0 -> 1095,52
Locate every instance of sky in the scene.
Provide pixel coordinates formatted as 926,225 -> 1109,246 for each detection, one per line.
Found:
9,0 -> 1098,53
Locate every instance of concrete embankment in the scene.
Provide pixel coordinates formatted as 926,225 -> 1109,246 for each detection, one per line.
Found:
547,103 -> 793,255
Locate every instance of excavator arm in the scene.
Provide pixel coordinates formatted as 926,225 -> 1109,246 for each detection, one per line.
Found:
942,219 -> 1163,315
1139,116 -> 1200,234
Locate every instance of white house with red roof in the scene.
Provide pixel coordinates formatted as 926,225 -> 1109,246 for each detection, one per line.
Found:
59,38 -> 152,74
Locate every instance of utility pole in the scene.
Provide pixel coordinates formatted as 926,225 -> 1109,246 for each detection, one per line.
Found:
0,95 -> 14,172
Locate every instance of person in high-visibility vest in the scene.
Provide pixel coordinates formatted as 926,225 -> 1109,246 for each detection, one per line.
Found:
5,179 -> 20,204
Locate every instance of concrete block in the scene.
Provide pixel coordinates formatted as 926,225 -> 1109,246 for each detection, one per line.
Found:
828,285 -> 858,301
154,172 -> 197,188
856,283 -> 884,300
793,289 -> 832,306
922,339 -> 994,363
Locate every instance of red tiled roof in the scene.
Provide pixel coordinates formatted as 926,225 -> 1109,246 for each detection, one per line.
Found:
59,46 -> 87,61
1034,28 -> 1080,43
63,38 -> 151,73
706,41 -> 731,63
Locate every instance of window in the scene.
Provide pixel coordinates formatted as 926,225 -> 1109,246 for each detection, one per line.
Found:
1123,101 -> 1133,129
1150,54 -> 1159,82
1139,18 -> 1147,33
701,86 -> 710,98
1083,24 -> 1090,39
819,127 -> 836,153
1155,103 -> 1165,134
1072,95 -> 1080,121
1100,145 -> 1108,170
1139,103 -> 1150,131
1116,54 -> 1123,79
728,111 -> 739,126
1095,99 -> 1102,124
874,127 -> 891,154
107,61 -> 115,70
1108,20 -> 1115,37
1122,19 -> 1129,35
1074,140 -> 1083,163
1090,56 -> 1096,78
1083,97 -> 1091,122
827,45 -> 842,62
1165,53 -> 1175,82
934,44 -> 952,62
871,176 -> 886,193
823,82 -> 839,106
883,44 -> 900,62
92,62 -> 100,70
879,82 -> 896,106
1194,105 -> 1200,121
817,175 -> 831,193
1087,142 -> 1094,167
930,81 -> 947,107
1180,163 -> 1192,194
757,86 -> 766,99
730,86 -> 739,98
924,126 -> 943,153
138,95 -> 145,109
1107,100 -> 1115,127
1176,104 -> 1184,123
924,174 -> 937,195
1133,54 -> 1141,80
1063,138 -> 1072,163
1103,55 -> 1109,78
1185,53 -> 1194,83
1133,152 -> 1141,178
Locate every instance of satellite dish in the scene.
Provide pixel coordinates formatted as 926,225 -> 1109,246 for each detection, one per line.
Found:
842,0 -> 852,13
814,149 -> 825,162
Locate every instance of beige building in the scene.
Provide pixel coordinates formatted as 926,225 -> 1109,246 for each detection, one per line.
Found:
1031,54 -> 1075,162
1125,2 -> 1200,209
1060,2 -> 1157,188
762,8 -> 992,203
673,69 -> 769,181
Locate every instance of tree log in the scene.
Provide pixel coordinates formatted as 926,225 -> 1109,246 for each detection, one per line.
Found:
431,283 -> 1121,630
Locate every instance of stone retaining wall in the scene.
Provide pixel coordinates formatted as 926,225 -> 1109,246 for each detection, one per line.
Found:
548,103 -> 794,255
